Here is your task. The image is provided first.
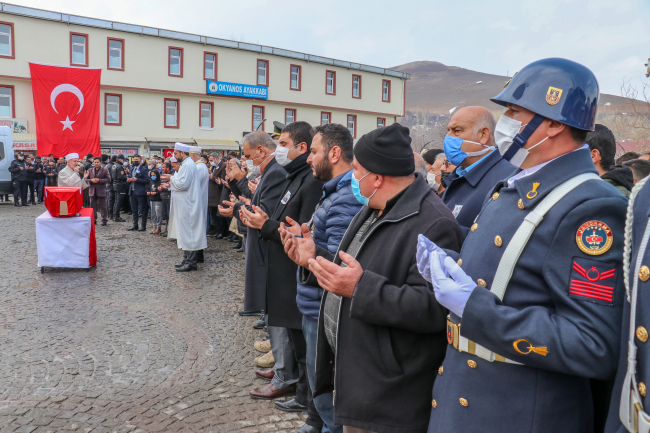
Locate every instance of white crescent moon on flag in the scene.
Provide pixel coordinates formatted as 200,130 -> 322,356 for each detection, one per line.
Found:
50,84 -> 84,114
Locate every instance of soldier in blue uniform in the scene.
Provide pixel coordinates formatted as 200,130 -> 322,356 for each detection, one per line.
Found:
418,58 -> 628,432
606,178 -> 650,432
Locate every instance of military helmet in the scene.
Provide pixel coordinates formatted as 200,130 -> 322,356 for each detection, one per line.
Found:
491,58 -> 599,131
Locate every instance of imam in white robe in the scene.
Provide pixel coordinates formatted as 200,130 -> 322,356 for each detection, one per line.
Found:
168,157 -> 208,251
57,166 -> 88,189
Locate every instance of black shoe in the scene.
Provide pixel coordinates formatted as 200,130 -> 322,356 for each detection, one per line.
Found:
175,262 -> 186,268
114,217 -> 126,222
14,203 -> 20,207
127,226 -> 138,231
101,222 -> 107,226
127,211 -> 132,215
253,318 -> 266,329
273,398 -> 307,413
231,241 -> 242,249
21,203 -> 29,206
295,424 -> 320,433
215,234 -> 224,239
176,264 -> 197,272
138,227 -> 146,231
238,309 -> 263,317
236,247 -> 245,253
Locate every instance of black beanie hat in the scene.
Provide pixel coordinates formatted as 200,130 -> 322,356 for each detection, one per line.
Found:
354,123 -> 414,176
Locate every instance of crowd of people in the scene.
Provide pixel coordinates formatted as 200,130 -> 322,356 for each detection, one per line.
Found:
9,56 -> 650,433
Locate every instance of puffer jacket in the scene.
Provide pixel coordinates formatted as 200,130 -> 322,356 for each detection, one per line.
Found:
296,170 -> 362,320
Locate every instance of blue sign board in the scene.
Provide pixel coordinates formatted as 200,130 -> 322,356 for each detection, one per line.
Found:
206,80 -> 268,100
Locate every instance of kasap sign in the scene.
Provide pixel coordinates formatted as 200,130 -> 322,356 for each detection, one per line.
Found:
206,80 -> 268,100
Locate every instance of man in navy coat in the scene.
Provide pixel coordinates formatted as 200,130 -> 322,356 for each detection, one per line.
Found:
441,106 -> 516,236
419,58 -> 627,433
126,154 -> 150,232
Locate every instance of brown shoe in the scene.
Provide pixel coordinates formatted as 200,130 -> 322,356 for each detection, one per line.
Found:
249,382 -> 295,400
155,227 -> 161,234
150,228 -> 156,234
255,368 -> 274,381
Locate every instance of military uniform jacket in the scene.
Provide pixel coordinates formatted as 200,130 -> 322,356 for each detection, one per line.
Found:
606,180 -> 650,432
429,148 -> 627,433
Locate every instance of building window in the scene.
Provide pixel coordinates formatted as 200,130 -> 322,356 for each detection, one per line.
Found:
165,98 -> 179,128
290,65 -> 301,91
0,21 -> 15,59
326,70 -> 336,95
70,32 -> 88,66
382,79 -> 391,102
252,105 -> 265,131
204,52 -> 217,80
377,117 -> 386,128
347,114 -> 357,138
200,101 -> 213,128
107,38 -> 124,70
321,112 -> 331,126
352,75 -> 361,99
257,59 -> 269,86
105,93 -> 122,125
169,47 -> 183,77
0,85 -> 14,118
285,109 -> 296,125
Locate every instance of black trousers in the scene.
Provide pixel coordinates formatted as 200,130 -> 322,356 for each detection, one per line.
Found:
162,198 -> 171,222
221,217 -> 232,236
12,180 -> 27,204
106,189 -> 115,218
288,328 -> 324,430
182,250 -> 198,268
130,194 -> 149,229
114,192 -> 127,219
25,180 -> 35,203
208,206 -> 221,231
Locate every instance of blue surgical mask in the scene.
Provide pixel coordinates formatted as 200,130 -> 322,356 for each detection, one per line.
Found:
152,176 -> 157,180
443,135 -> 494,167
351,171 -> 377,206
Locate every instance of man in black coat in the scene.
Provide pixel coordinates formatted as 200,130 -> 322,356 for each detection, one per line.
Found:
240,122 -> 324,432
8,152 -> 28,207
285,123 -> 464,433
218,132 -> 287,315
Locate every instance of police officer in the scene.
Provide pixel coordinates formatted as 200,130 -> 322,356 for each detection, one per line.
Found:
418,58 -> 627,432
111,154 -> 128,222
8,151 -> 28,207
606,179 -> 650,432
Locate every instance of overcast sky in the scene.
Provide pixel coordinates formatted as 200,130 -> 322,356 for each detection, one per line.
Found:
11,0 -> 650,95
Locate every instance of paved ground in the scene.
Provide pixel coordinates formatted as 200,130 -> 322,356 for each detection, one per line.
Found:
0,201 -> 306,433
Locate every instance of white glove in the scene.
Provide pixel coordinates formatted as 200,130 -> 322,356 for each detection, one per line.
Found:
416,234 -> 448,283
430,251 -> 477,317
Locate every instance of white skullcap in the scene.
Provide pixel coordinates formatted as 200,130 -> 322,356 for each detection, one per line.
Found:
65,153 -> 79,161
169,156 -> 178,162
174,143 -> 191,152
189,146 -> 202,154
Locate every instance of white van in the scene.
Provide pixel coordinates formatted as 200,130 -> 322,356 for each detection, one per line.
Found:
0,126 -> 14,195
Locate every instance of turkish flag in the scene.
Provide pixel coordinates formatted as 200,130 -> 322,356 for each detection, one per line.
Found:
29,63 -> 101,158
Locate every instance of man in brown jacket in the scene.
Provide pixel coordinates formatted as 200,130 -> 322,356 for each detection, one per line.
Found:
86,156 -> 111,225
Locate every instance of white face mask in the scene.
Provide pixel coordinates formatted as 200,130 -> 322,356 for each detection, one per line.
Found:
495,115 -> 548,168
427,172 -> 440,190
275,144 -> 297,167
148,164 -> 154,169
246,153 -> 274,175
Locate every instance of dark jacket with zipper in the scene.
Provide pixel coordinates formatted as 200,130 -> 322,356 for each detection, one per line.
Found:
302,174 -> 463,433
259,152 -> 324,329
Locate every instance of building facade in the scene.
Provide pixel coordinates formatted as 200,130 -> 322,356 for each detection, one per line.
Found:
0,3 -> 409,157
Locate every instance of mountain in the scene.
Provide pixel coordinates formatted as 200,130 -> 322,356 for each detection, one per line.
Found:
392,61 -> 629,115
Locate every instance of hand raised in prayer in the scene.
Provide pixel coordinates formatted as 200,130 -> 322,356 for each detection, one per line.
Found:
91,178 -> 99,183
161,183 -> 170,189
308,252 -> 363,298
218,200 -> 235,218
74,166 -> 80,173
281,222 -> 316,267
239,196 -> 251,206
280,216 -> 303,237
230,163 -> 245,181
160,174 -> 171,181
248,180 -> 257,194
240,205 -> 268,229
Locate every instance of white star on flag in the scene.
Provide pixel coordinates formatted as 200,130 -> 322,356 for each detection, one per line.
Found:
60,115 -> 75,131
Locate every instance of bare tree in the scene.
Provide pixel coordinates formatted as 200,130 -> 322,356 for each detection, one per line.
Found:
612,79 -> 650,143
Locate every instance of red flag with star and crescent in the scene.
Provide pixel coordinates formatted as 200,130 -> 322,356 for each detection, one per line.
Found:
29,63 -> 101,158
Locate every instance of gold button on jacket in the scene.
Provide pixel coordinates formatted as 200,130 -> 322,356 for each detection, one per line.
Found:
637,326 -> 649,343
467,360 -> 477,368
495,236 -> 502,247
492,192 -> 500,201
438,366 -> 443,375
518,199 -> 525,210
459,398 -> 469,407
432,399 -> 437,409
471,223 -> 478,232
640,382 -> 647,397
477,279 -> 487,287
640,265 -> 650,282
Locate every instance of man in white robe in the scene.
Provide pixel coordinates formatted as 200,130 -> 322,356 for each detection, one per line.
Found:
161,143 -> 207,272
189,146 -> 209,263
57,153 -> 89,189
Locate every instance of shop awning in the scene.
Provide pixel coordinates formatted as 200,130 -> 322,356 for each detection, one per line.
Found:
145,137 -> 195,144
13,133 -> 36,142
194,138 -> 240,151
100,135 -> 147,142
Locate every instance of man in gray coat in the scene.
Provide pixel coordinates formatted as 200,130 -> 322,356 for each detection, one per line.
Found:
218,131 -> 287,315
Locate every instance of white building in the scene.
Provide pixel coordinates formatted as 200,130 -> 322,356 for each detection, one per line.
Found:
0,3 -> 409,157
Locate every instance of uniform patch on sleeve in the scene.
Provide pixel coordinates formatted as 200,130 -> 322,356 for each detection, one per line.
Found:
569,257 -> 617,305
576,220 -> 613,255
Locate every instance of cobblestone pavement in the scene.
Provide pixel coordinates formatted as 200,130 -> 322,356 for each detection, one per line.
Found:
0,202 -> 306,433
